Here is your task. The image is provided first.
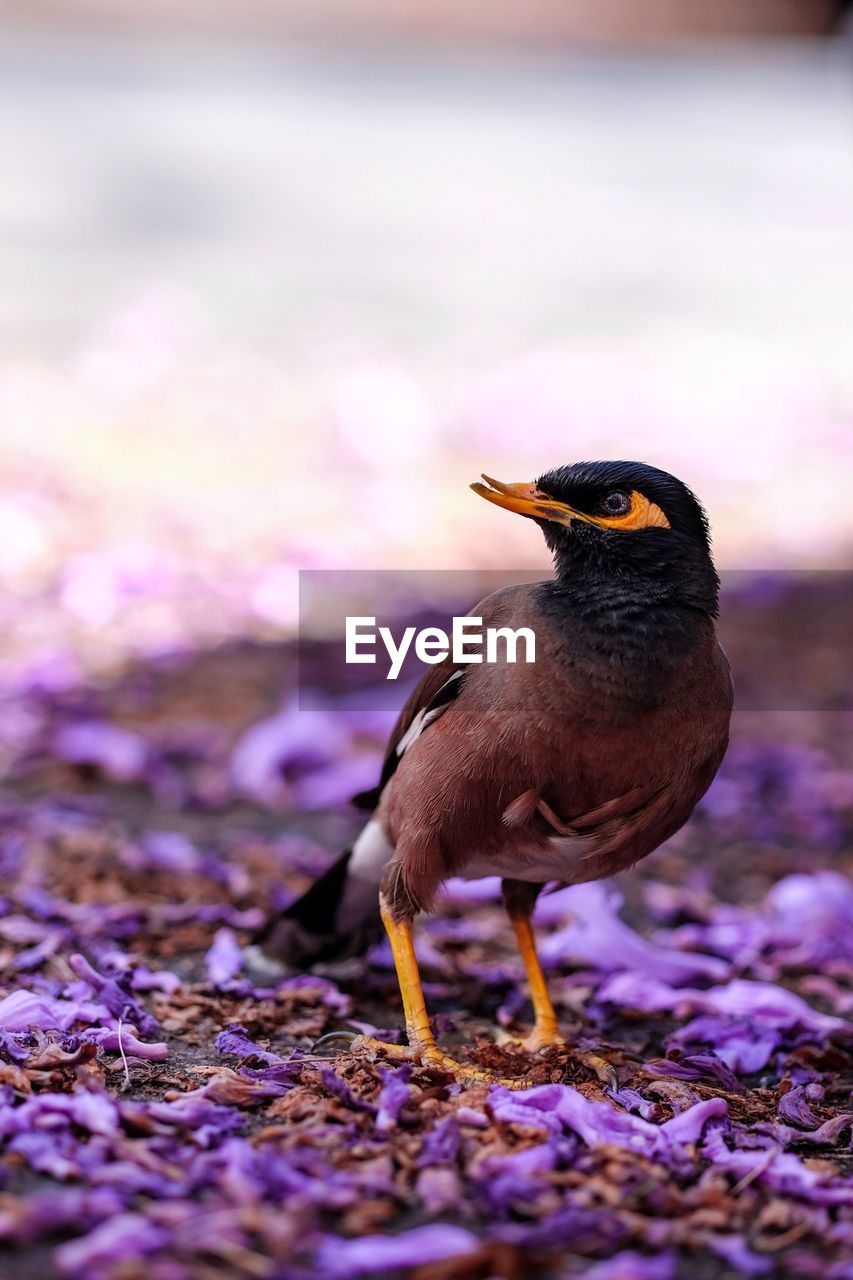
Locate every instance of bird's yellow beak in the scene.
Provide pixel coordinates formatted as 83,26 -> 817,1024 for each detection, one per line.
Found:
470,475 -> 671,532
470,475 -> 588,528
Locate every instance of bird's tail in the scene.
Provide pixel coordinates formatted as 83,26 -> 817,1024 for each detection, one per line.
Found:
251,844 -> 384,969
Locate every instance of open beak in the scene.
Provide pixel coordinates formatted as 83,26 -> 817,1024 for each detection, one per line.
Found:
470,475 -> 590,528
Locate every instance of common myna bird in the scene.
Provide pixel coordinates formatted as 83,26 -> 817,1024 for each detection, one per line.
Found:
255,461 -> 733,1087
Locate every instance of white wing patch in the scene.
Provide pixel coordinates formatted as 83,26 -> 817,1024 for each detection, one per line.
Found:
394,670 -> 464,758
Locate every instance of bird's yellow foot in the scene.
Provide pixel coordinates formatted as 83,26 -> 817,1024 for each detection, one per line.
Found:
497,1028 -> 618,1090
516,1026 -> 566,1054
354,1035 -> 533,1090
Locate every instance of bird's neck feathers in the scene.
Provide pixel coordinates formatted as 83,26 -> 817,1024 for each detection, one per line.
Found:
540,532 -> 720,700
548,529 -> 719,618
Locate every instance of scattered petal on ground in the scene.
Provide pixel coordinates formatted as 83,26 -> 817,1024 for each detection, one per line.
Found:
0,588 -> 851,1278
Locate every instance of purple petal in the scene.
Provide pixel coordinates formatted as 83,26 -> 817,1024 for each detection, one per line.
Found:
137,830 -> 203,874
315,1224 -> 478,1276
52,722 -> 147,783
205,928 -> 243,987
703,1129 -> 851,1203
419,1114 -> 462,1166
489,1084 -> 726,1157
55,1213 -> 169,1274
215,1023 -> 286,1066
375,1064 -> 412,1132
777,1083 -> 824,1128
668,1018 -> 779,1073
0,989 -> 101,1033
537,882 -> 727,983
67,954 -> 159,1037
320,1068 -> 376,1113
607,1088 -> 661,1122
1,1090 -> 119,1139
275,974 -> 351,1014
584,1252 -> 677,1280
230,703 -> 347,807
81,1027 -> 169,1061
645,1054 -> 742,1092
0,1028 -> 31,1062
598,973 -> 846,1036
708,1236 -> 773,1274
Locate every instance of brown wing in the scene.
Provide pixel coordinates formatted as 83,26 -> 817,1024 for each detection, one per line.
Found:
350,582 -> 547,812
351,658 -> 465,811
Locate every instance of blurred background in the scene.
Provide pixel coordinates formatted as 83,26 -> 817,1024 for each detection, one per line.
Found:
1,14 -> 853,1275
1,2 -> 853,694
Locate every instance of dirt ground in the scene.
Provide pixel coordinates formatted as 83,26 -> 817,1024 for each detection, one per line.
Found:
0,577 -> 850,1279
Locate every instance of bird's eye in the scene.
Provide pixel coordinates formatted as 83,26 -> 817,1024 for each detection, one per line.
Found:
597,490 -> 631,517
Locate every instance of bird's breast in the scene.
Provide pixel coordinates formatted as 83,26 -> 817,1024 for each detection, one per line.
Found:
459,834 -> 594,885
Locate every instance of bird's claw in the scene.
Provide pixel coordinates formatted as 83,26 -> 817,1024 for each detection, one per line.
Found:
496,1029 -> 618,1088
351,1034 -> 414,1062
576,1050 -> 619,1091
354,1034 -> 531,1090
311,1030 -> 363,1057
322,1031 -> 616,1090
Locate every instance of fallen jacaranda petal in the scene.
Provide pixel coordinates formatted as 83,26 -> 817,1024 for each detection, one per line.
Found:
80,1027 -> 170,1060
10,1089 -> 120,1137
375,1063 -> 412,1132
708,1236 -> 773,1275
297,754 -> 384,810
419,1114 -> 462,1166
138,829 -> 203,874
314,1223 -> 478,1276
489,1084 -> 727,1157
703,1128 -> 851,1203
475,1136 -> 576,1216
230,702 -> 348,808
645,1054 -> 742,1092
215,1023 -> 287,1065
598,974 -> 848,1036
607,1087 -> 661,1121
67,954 -> 159,1037
275,974 -> 352,1014
777,1082 -> 824,1127
661,871 -> 853,978
0,1028 -> 31,1062
768,1113 -> 853,1149
52,722 -> 147,783
54,1212 -> 169,1275
0,1187 -> 123,1246
128,964 -> 182,995
580,1251 -> 677,1280
0,988 -> 107,1033
495,1202 -> 627,1250
415,1164 -> 462,1215
537,882 -> 727,983
320,1067 -> 376,1114
204,927 -> 243,987
666,1017 -> 779,1073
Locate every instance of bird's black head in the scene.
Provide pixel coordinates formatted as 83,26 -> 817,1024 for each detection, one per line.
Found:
472,460 -> 719,616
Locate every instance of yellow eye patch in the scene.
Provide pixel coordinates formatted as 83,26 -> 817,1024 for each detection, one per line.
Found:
594,491 -> 670,531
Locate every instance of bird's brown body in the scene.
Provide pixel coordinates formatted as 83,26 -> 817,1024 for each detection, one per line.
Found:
254,460 -> 733,1087
379,584 -> 731,919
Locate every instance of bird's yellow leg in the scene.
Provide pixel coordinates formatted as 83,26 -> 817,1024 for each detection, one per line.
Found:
357,902 -> 530,1088
509,914 -> 565,1051
506,909 -> 617,1087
